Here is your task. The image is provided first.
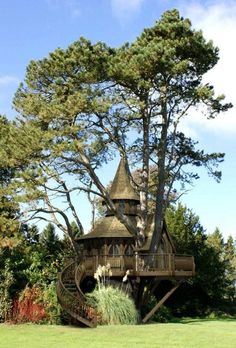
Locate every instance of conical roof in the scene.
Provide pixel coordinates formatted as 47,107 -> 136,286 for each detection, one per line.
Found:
109,158 -> 140,202
78,158 -> 139,242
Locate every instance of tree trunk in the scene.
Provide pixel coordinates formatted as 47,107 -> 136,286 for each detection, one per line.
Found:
139,102 -> 150,245
150,96 -> 168,252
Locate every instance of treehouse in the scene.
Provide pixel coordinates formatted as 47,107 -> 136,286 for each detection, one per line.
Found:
57,158 -> 195,327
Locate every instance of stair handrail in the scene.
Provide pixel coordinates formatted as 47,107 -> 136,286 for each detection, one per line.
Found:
74,262 -> 87,301
57,261 -> 97,327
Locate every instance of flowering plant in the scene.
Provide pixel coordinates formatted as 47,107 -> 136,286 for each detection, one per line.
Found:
94,264 -> 112,289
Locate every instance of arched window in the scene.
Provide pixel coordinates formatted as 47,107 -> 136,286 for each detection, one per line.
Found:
124,244 -> 134,256
108,243 -> 120,256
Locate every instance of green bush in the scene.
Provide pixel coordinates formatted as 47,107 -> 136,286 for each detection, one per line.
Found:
86,285 -> 138,325
38,283 -> 62,324
0,261 -> 13,322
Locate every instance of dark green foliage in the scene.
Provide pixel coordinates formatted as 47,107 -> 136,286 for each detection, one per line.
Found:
0,260 -> 14,322
0,117 -> 21,247
165,204 -> 236,316
224,235 -> 236,302
70,221 -> 81,240
39,223 -> 61,255
37,282 -> 62,324
141,295 -> 172,323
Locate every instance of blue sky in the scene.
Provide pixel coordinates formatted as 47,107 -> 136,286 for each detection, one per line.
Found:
0,0 -> 235,240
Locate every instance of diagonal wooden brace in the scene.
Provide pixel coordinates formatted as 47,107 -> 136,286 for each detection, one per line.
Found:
142,282 -> 181,323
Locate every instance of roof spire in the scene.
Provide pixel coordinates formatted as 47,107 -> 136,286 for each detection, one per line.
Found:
109,157 -> 140,202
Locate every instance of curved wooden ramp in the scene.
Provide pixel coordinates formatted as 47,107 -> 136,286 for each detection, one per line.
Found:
56,261 -> 97,328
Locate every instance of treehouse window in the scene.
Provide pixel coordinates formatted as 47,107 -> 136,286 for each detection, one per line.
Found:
108,244 -> 120,256
125,244 -> 134,256
118,201 -> 125,213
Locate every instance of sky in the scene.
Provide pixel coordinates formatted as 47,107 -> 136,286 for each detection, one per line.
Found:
0,0 -> 235,240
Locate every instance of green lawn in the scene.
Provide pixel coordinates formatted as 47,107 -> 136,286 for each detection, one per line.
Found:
0,319 -> 235,348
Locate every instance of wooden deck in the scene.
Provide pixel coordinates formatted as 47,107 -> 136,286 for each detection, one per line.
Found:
81,253 -> 195,279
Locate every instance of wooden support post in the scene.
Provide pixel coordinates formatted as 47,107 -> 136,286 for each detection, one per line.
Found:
142,282 -> 181,323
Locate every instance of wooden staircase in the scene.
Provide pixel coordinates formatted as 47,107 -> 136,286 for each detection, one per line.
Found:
56,260 -> 97,328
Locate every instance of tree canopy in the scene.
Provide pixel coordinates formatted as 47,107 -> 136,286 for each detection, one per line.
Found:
1,9 -> 232,250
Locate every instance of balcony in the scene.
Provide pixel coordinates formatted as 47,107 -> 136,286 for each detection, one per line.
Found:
81,253 -> 195,279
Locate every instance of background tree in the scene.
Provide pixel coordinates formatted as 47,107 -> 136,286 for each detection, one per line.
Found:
0,116 -> 22,248
224,235 -> 236,302
39,223 -> 61,256
165,204 -> 235,316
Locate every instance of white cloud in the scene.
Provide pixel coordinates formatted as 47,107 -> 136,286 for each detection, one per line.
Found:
180,1 -> 236,134
111,0 -> 144,21
0,75 -> 19,86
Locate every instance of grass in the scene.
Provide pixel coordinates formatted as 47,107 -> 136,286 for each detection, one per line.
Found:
0,319 -> 235,348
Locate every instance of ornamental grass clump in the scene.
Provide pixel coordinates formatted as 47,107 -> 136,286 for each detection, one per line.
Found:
86,265 -> 138,325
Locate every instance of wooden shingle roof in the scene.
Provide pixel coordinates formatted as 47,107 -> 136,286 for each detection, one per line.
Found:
109,158 -> 140,202
78,215 -> 136,240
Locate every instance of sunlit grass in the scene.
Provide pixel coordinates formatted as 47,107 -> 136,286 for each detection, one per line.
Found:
0,319 -> 235,348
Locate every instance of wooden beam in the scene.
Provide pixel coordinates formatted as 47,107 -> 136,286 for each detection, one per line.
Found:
142,282 -> 181,323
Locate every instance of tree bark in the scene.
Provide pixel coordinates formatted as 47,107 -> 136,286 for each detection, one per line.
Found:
139,95 -> 150,245
150,95 -> 168,252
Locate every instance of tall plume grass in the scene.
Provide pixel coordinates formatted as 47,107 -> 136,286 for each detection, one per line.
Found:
86,265 -> 138,325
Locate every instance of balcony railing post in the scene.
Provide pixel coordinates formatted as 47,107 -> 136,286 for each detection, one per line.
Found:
172,254 -> 175,273
168,254 -> 172,272
120,255 -> 124,271
135,252 -> 138,272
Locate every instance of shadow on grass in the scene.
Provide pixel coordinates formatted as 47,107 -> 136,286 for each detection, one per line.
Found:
168,317 -> 236,325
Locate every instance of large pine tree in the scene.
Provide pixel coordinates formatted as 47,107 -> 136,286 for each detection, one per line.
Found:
1,10 -> 231,250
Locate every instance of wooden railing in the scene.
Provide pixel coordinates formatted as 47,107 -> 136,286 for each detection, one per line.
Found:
81,253 -> 195,275
56,261 -> 97,328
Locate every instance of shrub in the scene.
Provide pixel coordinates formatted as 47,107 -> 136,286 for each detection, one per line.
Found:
12,286 -> 46,323
86,285 -> 138,325
38,282 -> 62,324
11,283 -> 61,324
0,262 -> 14,322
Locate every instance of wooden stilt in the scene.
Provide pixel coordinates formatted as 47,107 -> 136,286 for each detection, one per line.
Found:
142,282 -> 181,323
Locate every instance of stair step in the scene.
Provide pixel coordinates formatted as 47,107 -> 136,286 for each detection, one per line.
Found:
64,283 -> 77,287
